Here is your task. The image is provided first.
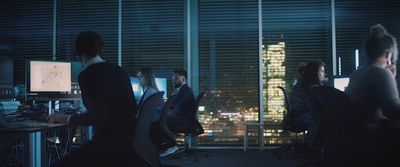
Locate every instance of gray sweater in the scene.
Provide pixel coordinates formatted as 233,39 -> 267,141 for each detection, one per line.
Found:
346,64 -> 400,121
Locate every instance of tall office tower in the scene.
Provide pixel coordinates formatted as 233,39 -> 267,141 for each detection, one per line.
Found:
263,40 -> 287,144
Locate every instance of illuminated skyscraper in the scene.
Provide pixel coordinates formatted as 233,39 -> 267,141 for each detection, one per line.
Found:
263,39 -> 287,144
264,41 -> 286,122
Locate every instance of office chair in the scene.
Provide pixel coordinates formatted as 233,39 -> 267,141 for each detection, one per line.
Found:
169,92 -> 207,160
299,86 -> 357,167
134,91 -> 165,167
47,125 -> 73,165
158,94 -> 178,150
274,86 -> 307,159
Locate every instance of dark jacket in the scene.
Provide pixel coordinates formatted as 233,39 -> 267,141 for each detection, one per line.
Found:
71,62 -> 138,140
170,84 -> 195,119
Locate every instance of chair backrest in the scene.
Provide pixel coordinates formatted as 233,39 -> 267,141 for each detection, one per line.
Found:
191,92 -> 205,135
159,94 -> 177,125
307,86 -> 358,166
277,86 -> 306,132
134,91 -> 164,167
195,92 -> 205,105
171,92 -> 205,136
194,92 -> 205,118
277,86 -> 292,116
158,94 -> 178,145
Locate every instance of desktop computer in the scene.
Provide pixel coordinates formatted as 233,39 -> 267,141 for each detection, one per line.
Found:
130,77 -> 168,101
26,60 -> 82,101
130,77 -> 142,103
155,77 -> 168,99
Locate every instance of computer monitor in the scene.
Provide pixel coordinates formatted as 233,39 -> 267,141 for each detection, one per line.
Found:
333,76 -> 350,92
26,60 -> 81,101
130,77 -> 168,101
155,78 -> 168,99
0,53 -> 13,100
130,77 -> 142,102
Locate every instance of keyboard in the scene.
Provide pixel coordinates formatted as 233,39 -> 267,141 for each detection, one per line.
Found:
18,112 -> 49,122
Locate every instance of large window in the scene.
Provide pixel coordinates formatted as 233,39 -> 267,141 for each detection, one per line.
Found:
198,0 -> 259,145
262,0 -> 332,144
2,0 -> 400,146
0,0 -> 53,84
335,0 -> 400,75
122,0 -> 184,93
56,0 -> 119,63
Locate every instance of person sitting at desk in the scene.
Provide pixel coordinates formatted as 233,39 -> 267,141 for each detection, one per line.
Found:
136,67 -> 177,153
168,69 -> 196,129
49,31 -> 148,167
289,60 -> 325,144
346,24 -> 400,166
158,69 -> 196,157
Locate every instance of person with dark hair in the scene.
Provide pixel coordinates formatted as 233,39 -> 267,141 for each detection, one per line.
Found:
300,60 -> 325,89
168,69 -> 196,127
49,31 -> 149,166
288,60 -> 325,144
346,24 -> 400,166
159,68 -> 196,157
292,62 -> 307,88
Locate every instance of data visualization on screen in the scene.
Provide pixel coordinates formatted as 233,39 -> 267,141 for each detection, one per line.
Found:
30,61 -> 71,92
130,77 -> 142,102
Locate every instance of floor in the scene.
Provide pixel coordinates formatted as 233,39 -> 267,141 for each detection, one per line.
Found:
161,147 -> 320,167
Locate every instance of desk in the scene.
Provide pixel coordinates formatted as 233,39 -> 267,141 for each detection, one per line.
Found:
0,123 -> 69,167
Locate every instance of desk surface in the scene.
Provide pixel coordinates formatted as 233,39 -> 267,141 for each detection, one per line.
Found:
0,122 -> 69,134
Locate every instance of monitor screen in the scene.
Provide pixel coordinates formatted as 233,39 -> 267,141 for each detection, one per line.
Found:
130,77 -> 142,102
30,61 -> 71,92
0,53 -> 13,100
155,78 -> 167,99
26,60 -> 81,101
333,76 -> 350,92
130,77 -> 168,101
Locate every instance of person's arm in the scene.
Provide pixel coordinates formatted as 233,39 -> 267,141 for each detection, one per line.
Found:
372,68 -> 400,119
388,64 -> 397,78
169,86 -> 191,109
69,111 -> 92,126
70,72 -> 107,126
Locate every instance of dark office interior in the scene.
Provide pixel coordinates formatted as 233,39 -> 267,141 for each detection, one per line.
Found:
1,0 -> 400,167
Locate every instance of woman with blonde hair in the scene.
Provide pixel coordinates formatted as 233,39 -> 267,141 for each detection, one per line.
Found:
137,66 -> 160,118
136,67 -> 177,157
